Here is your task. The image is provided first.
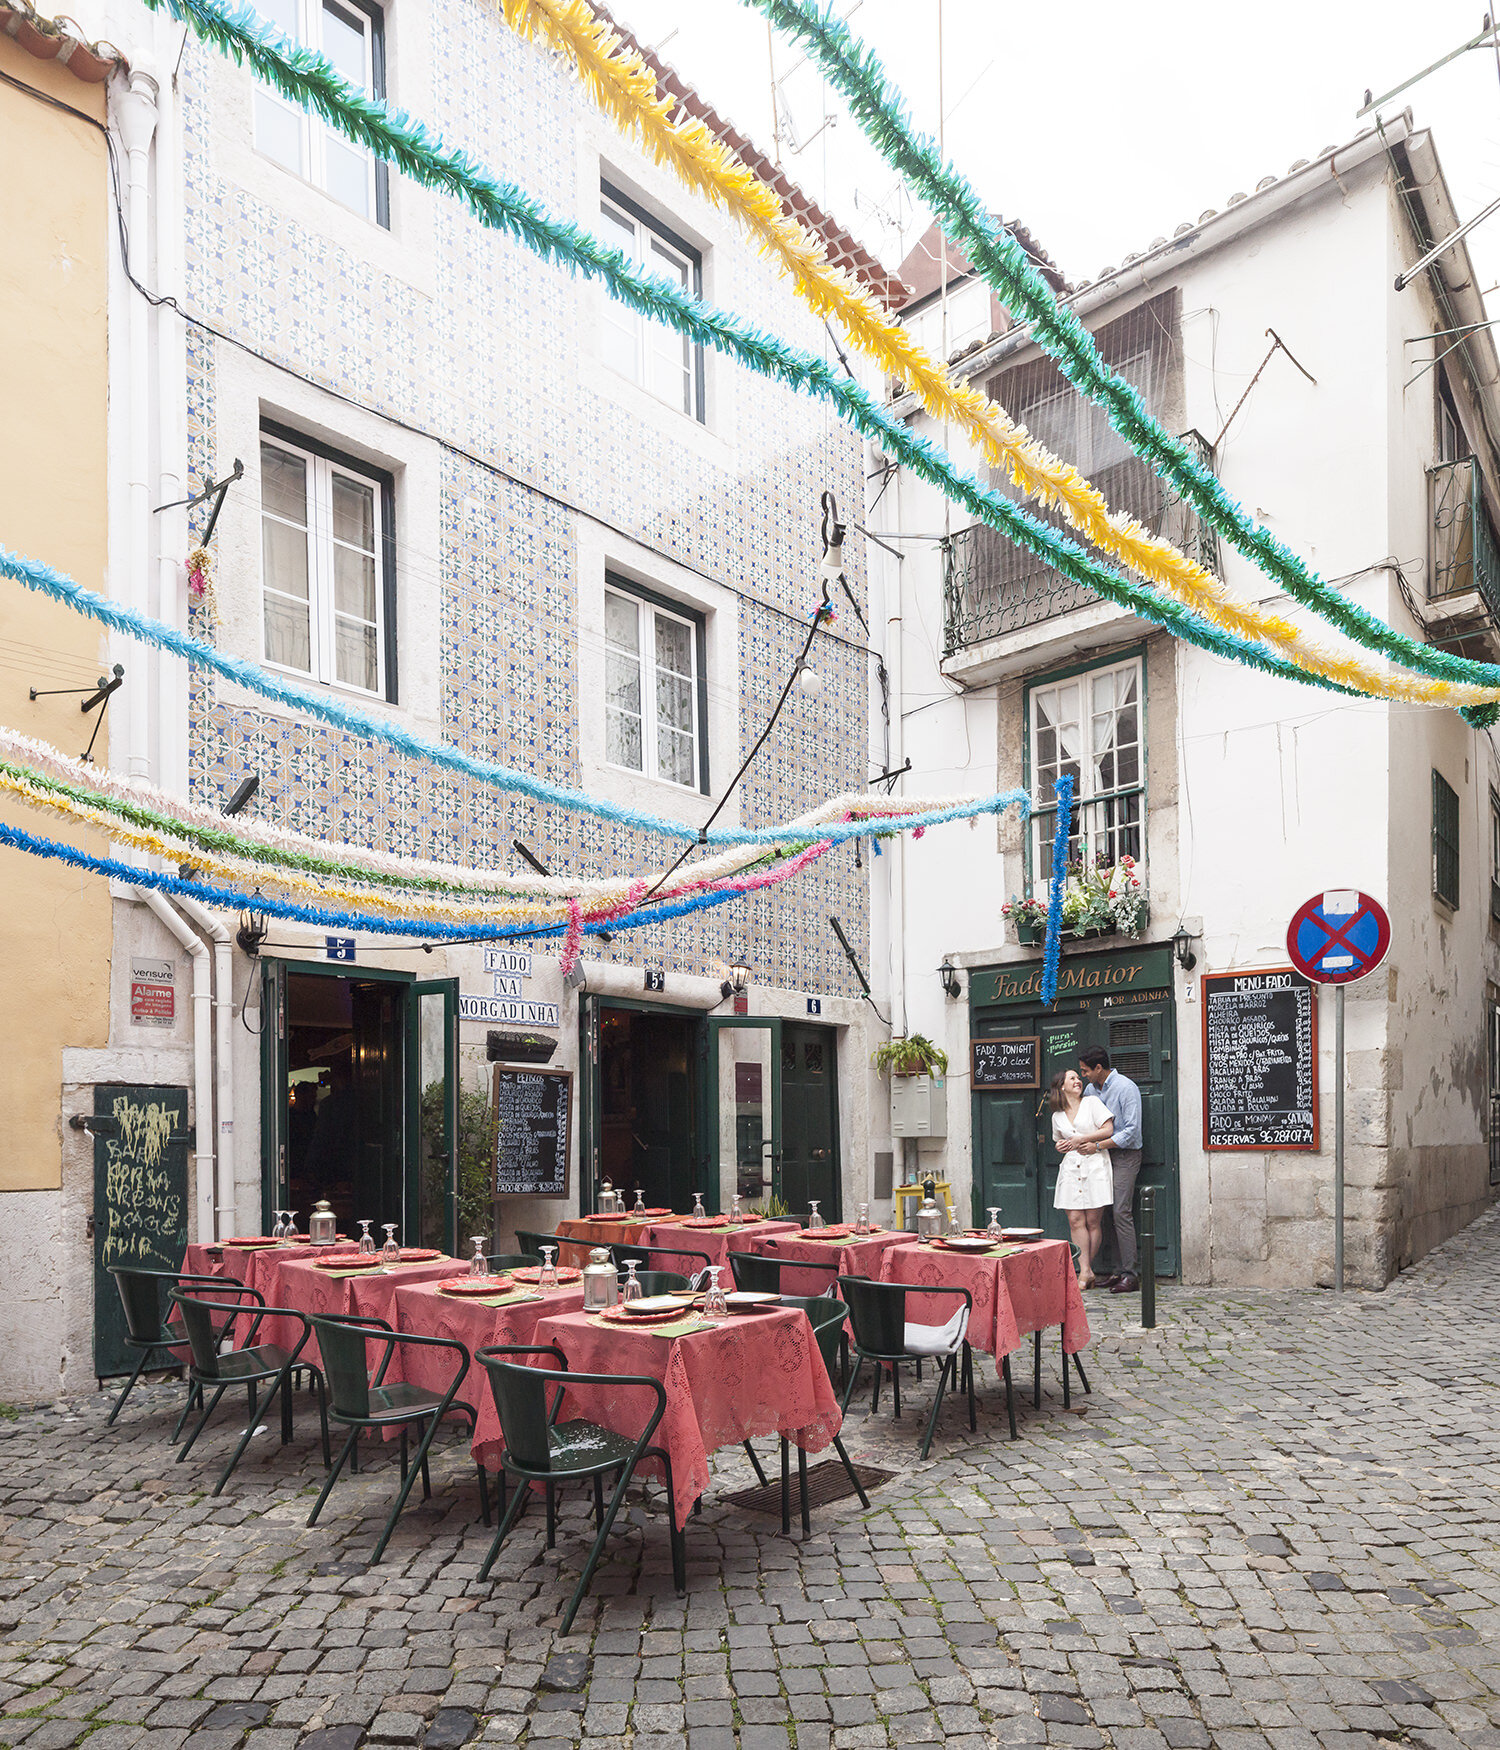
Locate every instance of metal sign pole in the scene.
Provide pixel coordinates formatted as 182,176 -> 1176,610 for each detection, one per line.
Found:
1334,984 -> 1345,1293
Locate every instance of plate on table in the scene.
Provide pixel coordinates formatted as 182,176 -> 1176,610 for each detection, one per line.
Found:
798,1224 -> 854,1240
934,1236 -> 996,1254
596,1301 -> 690,1326
398,1247 -> 442,1262
436,1276 -> 513,1296
623,1294 -> 693,1316
636,1207 -> 672,1219
509,1265 -> 582,1285
1002,1227 -> 1045,1242
224,1237 -> 277,1248
725,1292 -> 781,1313
681,1216 -> 731,1228
315,1254 -> 382,1271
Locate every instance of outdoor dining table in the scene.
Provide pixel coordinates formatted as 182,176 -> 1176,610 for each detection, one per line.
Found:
250,1252 -> 461,1367
531,1304 -> 843,1529
744,1227 -> 919,1297
639,1217 -> 801,1275
182,1239 -> 356,1298
552,1212 -> 690,1267
389,1276 -> 586,1471
879,1236 -> 1090,1408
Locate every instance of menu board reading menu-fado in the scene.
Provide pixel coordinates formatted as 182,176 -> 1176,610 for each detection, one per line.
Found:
491,1067 -> 571,1196
1202,968 -> 1318,1151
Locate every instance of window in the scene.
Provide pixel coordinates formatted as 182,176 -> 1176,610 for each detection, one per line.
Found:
604,582 -> 705,790
598,182 -> 704,420
254,0 -> 388,223
260,425 -> 395,699
1491,791 -> 1500,923
1026,654 -> 1143,890
1432,769 -> 1460,909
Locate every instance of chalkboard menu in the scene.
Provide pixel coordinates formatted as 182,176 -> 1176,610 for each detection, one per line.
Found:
92,1083 -> 191,1378
491,1067 -> 572,1196
971,1035 -> 1041,1089
1202,968 -> 1319,1150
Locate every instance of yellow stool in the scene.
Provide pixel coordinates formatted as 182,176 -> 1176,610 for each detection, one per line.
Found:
893,1179 -> 954,1231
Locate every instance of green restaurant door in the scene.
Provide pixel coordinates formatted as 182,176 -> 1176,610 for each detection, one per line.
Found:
969,944 -> 1180,1276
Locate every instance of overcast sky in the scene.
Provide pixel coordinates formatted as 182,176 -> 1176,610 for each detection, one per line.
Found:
617,0 -> 1500,308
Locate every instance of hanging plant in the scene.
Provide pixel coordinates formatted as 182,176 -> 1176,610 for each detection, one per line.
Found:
872,1033 -> 950,1078
185,545 -> 215,617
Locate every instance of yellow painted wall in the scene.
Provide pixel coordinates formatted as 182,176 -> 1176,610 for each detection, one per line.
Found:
0,39 -> 113,1191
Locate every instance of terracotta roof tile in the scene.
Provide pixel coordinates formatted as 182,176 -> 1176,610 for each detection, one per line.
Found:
1,0 -> 125,81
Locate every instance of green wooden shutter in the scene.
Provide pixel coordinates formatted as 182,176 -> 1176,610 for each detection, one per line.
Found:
1433,770 -> 1460,909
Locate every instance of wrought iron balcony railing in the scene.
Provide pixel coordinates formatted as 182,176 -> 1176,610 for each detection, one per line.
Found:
1430,455 -> 1500,622
941,430 -> 1221,656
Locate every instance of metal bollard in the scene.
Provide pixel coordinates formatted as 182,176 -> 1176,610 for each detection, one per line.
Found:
1139,1187 -> 1156,1329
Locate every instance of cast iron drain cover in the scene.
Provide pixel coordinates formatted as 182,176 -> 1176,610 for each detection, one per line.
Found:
725,1458 -> 896,1517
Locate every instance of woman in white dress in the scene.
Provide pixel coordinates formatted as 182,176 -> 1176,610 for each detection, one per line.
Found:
1049,1068 -> 1115,1289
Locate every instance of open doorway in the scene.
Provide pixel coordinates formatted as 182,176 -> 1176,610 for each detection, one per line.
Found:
597,1004 -> 701,1211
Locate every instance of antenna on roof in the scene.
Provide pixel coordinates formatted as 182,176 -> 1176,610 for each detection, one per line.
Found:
1357,15 -> 1500,115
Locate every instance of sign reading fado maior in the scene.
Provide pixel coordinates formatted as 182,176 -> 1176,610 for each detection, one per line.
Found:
970,946 -> 1173,1009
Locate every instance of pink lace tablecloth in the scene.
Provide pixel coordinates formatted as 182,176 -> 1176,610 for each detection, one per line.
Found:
552,1215 -> 690,1268
746,1229 -> 919,1297
533,1307 -> 842,1528
182,1242 -> 356,1343
639,1219 -> 800,1276
390,1279 -> 586,1471
253,1254 -> 459,1366
880,1238 -> 1090,1357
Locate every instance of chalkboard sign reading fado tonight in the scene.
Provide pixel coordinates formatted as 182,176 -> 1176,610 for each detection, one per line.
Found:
970,1036 -> 1041,1089
1202,967 -> 1319,1151
491,1066 -> 572,1197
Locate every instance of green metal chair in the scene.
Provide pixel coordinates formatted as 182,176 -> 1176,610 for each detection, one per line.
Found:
169,1286 -> 330,1494
748,1296 -> 870,1536
474,1342 -> 684,1636
729,1249 -> 839,1293
105,1265 -> 233,1434
514,1230 -> 570,1260
487,1253 -> 540,1272
622,1270 -> 690,1297
305,1312 -> 488,1564
611,1242 -> 713,1277
838,1276 -> 976,1460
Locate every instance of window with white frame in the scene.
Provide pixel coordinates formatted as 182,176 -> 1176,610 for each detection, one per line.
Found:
604,583 -> 704,790
253,0 -> 388,223
260,429 -> 392,699
1026,655 -> 1144,890
598,182 -> 704,420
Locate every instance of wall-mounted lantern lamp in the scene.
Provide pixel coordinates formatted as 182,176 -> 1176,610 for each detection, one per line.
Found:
939,959 -> 962,1000
1172,924 -> 1199,972
236,907 -> 269,956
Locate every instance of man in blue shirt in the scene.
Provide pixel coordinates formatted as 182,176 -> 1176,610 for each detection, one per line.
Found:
1079,1047 -> 1144,1293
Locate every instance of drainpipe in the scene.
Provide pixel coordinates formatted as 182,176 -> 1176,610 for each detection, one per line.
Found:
135,889 -> 214,1241
174,894 -> 235,1238
115,71 -> 158,786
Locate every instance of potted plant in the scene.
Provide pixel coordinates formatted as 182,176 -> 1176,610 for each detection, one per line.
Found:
871,1033 -> 950,1078
1061,848 -> 1149,940
1001,893 -> 1049,946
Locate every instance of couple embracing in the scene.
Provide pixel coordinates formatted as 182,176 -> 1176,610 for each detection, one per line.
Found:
1049,1047 -> 1143,1294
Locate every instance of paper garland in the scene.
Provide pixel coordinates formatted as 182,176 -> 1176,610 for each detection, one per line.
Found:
121,0 -> 1396,705
750,0 -> 1500,725
501,0 -> 1500,712
1041,775 -> 1074,1008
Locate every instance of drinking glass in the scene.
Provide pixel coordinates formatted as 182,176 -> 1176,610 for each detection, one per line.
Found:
986,1207 -> 1004,1242
469,1237 -> 489,1279
633,1188 -> 646,1215
730,1192 -> 743,1223
854,1202 -> 870,1235
272,1210 -> 288,1245
944,1201 -> 957,1235
621,1260 -> 642,1305
807,1200 -> 825,1231
539,1245 -> 558,1291
692,1192 -> 706,1219
381,1224 -> 400,1269
357,1220 -> 375,1255
285,1210 -> 299,1243
702,1264 -> 728,1321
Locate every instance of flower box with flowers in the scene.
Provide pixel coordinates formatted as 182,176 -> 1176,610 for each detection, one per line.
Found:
1061,851 -> 1148,940
1001,894 -> 1049,947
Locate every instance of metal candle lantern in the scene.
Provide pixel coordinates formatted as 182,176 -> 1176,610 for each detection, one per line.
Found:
309,1200 -> 338,1245
917,1194 -> 943,1240
598,1178 -> 616,1216
582,1247 -> 618,1312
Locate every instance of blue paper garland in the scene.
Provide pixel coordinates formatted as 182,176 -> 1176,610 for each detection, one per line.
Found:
1040,774 -> 1074,1008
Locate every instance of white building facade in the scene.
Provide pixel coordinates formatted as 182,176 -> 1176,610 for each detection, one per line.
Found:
877,114 -> 1500,1287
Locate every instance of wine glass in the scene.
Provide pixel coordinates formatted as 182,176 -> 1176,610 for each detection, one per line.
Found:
807,1200 -> 825,1231
730,1191 -> 743,1223
621,1260 -> 642,1305
944,1201 -> 957,1235
538,1245 -> 558,1291
272,1210 -> 288,1245
702,1264 -> 728,1322
469,1237 -> 489,1279
381,1224 -> 400,1269
633,1187 -> 646,1215
357,1220 -> 375,1256
854,1203 -> 871,1235
692,1192 -> 706,1219
285,1210 -> 299,1243
986,1207 -> 1004,1242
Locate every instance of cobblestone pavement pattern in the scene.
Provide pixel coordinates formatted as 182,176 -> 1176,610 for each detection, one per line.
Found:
7,1215 -> 1500,1750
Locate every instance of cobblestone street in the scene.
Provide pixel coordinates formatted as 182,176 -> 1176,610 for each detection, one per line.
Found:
6,1216 -> 1500,1750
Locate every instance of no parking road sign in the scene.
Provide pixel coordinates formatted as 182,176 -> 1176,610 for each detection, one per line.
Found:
1283,888 -> 1391,1296
1286,889 -> 1390,986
